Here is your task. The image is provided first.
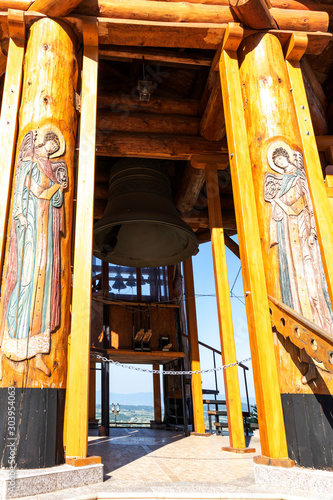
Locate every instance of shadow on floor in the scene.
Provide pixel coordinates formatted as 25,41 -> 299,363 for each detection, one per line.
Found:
88,427 -> 186,478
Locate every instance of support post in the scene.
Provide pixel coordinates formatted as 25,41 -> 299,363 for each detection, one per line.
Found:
153,364 -> 162,422
219,24 -> 292,464
285,33 -> 333,307
0,9 -> 25,273
0,17 -> 78,468
65,19 -> 99,463
89,362 -> 96,421
205,163 -> 252,452
183,258 -> 206,435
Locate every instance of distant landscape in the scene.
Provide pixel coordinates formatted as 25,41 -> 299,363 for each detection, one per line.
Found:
95,392 -> 256,429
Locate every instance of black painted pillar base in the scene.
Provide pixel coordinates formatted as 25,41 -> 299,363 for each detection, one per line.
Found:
0,388 -> 66,469
282,393 -> 333,470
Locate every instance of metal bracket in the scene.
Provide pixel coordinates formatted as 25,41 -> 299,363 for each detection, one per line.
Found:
268,295 -> 333,373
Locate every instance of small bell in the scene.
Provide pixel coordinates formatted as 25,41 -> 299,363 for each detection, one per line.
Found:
112,270 -> 127,291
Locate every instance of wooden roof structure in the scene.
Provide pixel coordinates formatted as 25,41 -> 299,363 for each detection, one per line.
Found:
0,0 -> 333,250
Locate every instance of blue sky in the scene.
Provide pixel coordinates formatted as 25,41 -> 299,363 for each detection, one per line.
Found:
106,238 -> 255,402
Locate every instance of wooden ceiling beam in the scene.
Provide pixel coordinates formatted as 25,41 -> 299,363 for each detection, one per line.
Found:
97,110 -> 200,136
96,131 -> 228,159
229,0 -> 277,30
97,95 -> 200,116
99,45 -> 212,67
174,162 -> 206,213
199,75 -> 225,141
73,0 -> 329,32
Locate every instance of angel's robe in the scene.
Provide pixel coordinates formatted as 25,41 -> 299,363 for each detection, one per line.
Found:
268,166 -> 333,334
0,152 -> 64,361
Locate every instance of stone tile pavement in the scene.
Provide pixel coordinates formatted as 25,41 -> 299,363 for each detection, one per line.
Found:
14,428 -> 333,499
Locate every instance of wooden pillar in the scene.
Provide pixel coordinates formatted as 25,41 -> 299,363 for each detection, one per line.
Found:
219,25 -> 292,464
153,364 -> 162,422
0,10 -> 25,274
285,34 -> 333,307
183,258 -> 206,435
237,29 -> 333,469
0,17 -> 78,468
65,20 -> 99,462
205,163 -> 251,451
89,362 -> 96,421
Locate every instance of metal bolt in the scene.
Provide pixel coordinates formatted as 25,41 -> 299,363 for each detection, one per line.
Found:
306,131 -> 310,135
230,153 -> 234,159
301,105 -> 305,109
245,291 -> 251,296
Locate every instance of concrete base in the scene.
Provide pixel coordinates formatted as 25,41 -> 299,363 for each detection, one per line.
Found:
0,462 -> 103,499
254,462 -> 333,497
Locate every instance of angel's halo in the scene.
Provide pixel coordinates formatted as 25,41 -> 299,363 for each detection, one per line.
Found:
35,124 -> 66,159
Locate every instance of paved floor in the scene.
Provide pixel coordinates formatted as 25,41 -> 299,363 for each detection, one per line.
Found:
18,428 -> 333,500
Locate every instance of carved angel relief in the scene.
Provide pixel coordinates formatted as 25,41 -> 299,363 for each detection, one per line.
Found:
0,126 -> 68,377
264,140 -> 333,328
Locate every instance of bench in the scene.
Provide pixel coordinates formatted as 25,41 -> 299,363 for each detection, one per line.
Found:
204,400 -> 258,435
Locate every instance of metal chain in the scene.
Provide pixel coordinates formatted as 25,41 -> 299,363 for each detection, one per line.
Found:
91,353 -> 251,376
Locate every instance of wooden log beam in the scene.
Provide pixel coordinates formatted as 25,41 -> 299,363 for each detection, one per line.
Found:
73,0 -> 329,31
180,208 -> 237,229
97,110 -> 200,136
97,94 -> 200,116
28,0 -> 82,16
229,0 -> 277,29
270,7 -> 328,32
0,14 -> 330,55
200,76 -> 225,141
175,162 -> 206,213
75,0 -> 238,23
2,0 -> 333,17
96,132 -> 227,159
99,45 -> 212,67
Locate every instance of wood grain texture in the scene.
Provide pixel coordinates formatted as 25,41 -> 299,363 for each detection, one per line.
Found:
0,25 -> 24,281
239,31 -> 333,400
175,163 -> 206,213
183,258 -> 205,434
200,76 -> 225,141
221,31 -> 289,459
153,364 -> 162,421
0,17 -> 77,389
97,111 -> 200,136
96,132 -> 227,159
65,19 -> 98,459
97,95 -> 200,116
205,164 -> 246,450
285,35 -> 333,324
229,0 -> 277,29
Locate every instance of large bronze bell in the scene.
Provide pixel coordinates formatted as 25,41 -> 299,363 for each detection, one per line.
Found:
93,159 -> 199,267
